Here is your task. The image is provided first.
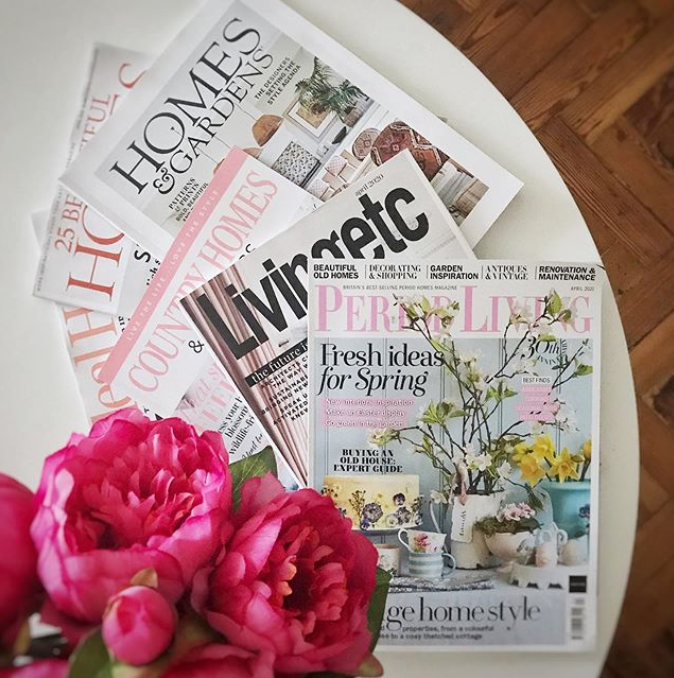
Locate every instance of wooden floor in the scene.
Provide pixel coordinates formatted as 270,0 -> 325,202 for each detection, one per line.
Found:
398,0 -> 674,675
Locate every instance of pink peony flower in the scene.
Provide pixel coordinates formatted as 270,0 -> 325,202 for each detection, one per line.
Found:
0,660 -> 68,678
0,474 -> 39,650
102,586 -> 176,665
499,502 -> 535,523
162,644 -> 275,678
516,502 -> 535,519
193,474 -> 377,676
31,408 -> 232,622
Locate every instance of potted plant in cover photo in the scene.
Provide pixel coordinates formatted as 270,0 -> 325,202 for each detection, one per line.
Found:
475,502 -> 540,571
295,57 -> 366,123
513,436 -> 592,539
368,291 -> 593,568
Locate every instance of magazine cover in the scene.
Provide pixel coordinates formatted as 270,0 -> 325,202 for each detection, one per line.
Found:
31,211 -> 150,423
99,146 -> 318,417
309,259 -> 602,650
32,210 -> 270,463
181,151 -> 475,486
61,0 -> 522,258
34,44 -> 157,317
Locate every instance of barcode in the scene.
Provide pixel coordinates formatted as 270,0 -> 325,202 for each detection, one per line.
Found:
570,598 -> 586,641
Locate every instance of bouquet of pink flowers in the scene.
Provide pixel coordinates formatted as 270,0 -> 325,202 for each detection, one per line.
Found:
0,409 -> 389,678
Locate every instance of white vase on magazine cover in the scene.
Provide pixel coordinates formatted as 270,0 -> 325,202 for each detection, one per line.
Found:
561,534 -> 589,566
484,531 -> 533,572
446,492 -> 505,570
450,532 -> 492,570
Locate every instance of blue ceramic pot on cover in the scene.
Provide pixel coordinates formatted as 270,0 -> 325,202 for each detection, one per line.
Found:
539,480 -> 591,539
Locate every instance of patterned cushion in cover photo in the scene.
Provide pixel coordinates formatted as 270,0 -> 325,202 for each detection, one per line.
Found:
370,121 -> 451,181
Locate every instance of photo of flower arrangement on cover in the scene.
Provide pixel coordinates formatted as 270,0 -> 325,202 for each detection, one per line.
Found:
310,260 -> 601,647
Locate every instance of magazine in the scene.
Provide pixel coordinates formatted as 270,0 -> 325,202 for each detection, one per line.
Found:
32,211 -> 269,461
308,259 -> 602,650
181,151 -> 475,485
33,44 -> 157,317
60,301 -> 288,469
99,146 -> 318,417
32,210 -> 146,422
61,0 -> 522,258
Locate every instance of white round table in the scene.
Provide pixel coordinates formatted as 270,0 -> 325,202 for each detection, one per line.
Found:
0,0 -> 638,676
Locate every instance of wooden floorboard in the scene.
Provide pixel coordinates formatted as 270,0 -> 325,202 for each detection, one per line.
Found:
398,1 -> 674,675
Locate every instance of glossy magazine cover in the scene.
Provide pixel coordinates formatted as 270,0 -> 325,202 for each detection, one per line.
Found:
99,146 -> 318,417
61,0 -> 521,258
181,152 -> 474,486
32,211 -> 276,471
309,259 -> 602,650
33,44 -> 156,316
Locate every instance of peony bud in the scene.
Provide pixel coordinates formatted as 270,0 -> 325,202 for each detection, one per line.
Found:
102,586 -> 176,665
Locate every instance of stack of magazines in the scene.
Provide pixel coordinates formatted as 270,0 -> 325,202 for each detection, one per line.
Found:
32,0 -> 602,652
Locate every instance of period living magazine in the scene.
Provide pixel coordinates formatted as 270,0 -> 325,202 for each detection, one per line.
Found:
309,260 -> 602,650
180,151 -> 475,486
61,0 -> 522,259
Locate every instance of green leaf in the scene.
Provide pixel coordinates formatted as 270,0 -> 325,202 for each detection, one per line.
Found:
546,291 -> 563,315
68,630 -> 112,678
430,338 -> 446,353
230,447 -> 278,509
111,663 -> 165,678
368,567 -> 392,648
129,568 -> 158,589
519,517 -> 541,532
526,487 -> 544,512
404,306 -> 419,321
574,364 -> 593,377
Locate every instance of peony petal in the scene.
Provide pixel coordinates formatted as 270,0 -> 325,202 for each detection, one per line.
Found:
161,644 -> 275,678
157,510 -> 227,582
212,551 -> 247,590
0,475 -> 39,646
43,546 -> 183,622
344,532 -> 378,597
235,474 -> 284,524
235,518 -> 285,576
30,410 -> 232,624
